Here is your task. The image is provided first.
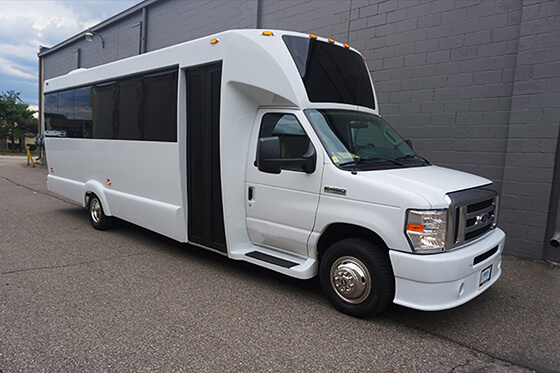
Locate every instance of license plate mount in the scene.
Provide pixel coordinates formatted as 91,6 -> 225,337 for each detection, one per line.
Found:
480,265 -> 492,287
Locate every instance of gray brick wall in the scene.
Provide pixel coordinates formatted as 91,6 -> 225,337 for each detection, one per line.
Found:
501,0 -> 560,262
146,0 -> 256,50
40,0 -> 560,262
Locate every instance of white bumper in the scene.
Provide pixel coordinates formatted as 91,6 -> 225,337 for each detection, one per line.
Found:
389,228 -> 506,311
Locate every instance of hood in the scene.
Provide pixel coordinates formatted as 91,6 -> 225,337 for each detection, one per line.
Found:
323,165 -> 492,209
381,165 -> 492,204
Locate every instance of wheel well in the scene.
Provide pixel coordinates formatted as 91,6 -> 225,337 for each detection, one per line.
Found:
85,191 -> 94,206
316,223 -> 389,260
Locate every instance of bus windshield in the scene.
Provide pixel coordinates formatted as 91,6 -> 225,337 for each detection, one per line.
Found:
304,109 -> 429,170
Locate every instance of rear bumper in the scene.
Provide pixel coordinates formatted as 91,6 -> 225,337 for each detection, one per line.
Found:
389,228 -> 505,311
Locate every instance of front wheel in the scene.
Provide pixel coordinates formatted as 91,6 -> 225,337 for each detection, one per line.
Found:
88,194 -> 113,230
320,238 -> 395,318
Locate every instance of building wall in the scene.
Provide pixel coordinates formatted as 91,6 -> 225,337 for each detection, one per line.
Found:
40,0 -> 560,262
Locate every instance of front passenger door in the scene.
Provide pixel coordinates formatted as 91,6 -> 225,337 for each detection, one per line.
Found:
245,111 -> 322,257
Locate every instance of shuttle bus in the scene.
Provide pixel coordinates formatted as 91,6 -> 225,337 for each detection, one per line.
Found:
44,30 -> 505,317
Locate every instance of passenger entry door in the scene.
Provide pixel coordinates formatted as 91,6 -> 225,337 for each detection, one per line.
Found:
245,111 -> 322,257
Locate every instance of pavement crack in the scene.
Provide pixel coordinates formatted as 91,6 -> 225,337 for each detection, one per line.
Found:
1,251 -> 149,275
448,358 -> 471,373
384,315 -> 538,372
0,174 -> 79,206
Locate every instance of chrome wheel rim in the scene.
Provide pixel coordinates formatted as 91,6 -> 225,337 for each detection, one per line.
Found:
90,198 -> 102,223
330,256 -> 371,304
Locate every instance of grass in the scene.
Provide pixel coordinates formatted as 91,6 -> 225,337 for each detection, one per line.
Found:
0,149 -> 39,156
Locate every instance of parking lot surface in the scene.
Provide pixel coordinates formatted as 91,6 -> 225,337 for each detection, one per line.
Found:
1,156 -> 559,372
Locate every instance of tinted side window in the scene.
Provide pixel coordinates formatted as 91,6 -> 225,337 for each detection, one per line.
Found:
259,113 -> 310,160
117,76 -> 143,140
93,82 -> 117,139
44,93 -> 59,133
44,67 -> 178,142
74,87 -> 93,138
45,88 -> 93,138
143,70 -> 177,142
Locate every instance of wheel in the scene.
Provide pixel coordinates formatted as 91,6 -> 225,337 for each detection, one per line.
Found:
88,194 -> 113,230
319,238 -> 395,318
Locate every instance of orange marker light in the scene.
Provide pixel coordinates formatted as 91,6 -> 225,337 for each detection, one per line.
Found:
210,38 -> 219,44
344,43 -> 350,48
261,31 -> 274,36
309,34 -> 317,39
50,167 -> 54,173
106,179 -> 111,186
407,224 -> 424,233
328,38 -> 335,43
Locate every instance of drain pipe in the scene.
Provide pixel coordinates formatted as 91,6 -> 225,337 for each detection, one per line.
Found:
141,7 -> 147,53
550,233 -> 560,248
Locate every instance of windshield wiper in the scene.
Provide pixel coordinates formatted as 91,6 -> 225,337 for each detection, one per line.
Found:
395,154 -> 431,165
358,156 -> 405,166
339,156 -> 405,167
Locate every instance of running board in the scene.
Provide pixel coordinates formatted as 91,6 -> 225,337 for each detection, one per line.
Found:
246,251 -> 298,268
229,246 -> 318,279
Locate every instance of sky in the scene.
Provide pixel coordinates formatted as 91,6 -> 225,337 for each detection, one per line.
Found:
0,0 -> 140,106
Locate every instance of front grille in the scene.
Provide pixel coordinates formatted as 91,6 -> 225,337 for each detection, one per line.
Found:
446,185 -> 499,250
463,198 -> 496,240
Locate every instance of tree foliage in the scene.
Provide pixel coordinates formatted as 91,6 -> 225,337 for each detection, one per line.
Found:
0,90 -> 37,151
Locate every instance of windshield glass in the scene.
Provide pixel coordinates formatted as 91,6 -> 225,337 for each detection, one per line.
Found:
305,109 -> 429,170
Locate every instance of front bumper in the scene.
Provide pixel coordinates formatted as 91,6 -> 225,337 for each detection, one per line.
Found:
389,228 -> 506,311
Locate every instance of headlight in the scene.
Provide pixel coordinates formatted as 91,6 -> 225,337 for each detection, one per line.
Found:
406,210 -> 448,253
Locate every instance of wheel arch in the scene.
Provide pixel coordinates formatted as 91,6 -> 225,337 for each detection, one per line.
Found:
316,223 -> 390,261
82,180 -> 112,216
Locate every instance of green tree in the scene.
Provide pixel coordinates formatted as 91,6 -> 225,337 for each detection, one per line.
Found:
0,90 -> 37,152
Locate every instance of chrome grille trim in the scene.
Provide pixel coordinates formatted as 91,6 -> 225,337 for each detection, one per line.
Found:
446,184 -> 498,250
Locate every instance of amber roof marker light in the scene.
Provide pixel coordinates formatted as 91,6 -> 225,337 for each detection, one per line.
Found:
261,31 -> 274,36
210,38 -> 219,45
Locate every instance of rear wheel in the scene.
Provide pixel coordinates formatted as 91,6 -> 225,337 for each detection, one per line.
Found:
88,194 -> 113,230
320,238 -> 394,318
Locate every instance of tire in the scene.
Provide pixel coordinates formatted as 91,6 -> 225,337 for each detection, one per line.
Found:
319,238 -> 395,318
88,194 -> 113,230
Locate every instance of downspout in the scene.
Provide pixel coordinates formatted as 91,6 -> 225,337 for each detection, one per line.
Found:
141,7 -> 147,53
256,0 -> 262,29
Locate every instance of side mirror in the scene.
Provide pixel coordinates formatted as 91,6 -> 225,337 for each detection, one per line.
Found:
256,137 -> 282,174
256,137 -> 317,174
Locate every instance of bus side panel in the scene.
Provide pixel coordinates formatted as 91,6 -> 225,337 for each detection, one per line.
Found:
45,138 -> 186,242
47,174 -> 85,206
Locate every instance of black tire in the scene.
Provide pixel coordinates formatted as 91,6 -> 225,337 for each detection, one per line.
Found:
319,238 -> 395,318
88,194 -> 113,230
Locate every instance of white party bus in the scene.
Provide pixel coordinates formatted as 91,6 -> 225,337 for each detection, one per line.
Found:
43,29 -> 505,317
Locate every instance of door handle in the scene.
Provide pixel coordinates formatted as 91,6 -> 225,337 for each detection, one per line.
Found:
248,187 -> 254,201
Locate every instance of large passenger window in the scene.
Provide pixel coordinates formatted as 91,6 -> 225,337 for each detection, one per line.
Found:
44,67 -> 177,142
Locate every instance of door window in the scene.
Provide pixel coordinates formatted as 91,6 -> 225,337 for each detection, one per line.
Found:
258,113 -> 311,163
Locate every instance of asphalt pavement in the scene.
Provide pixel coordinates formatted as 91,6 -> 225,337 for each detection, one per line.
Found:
1,155 -> 559,372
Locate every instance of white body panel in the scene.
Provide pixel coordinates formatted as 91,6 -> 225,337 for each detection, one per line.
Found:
391,228 -> 505,310
44,29 -> 505,312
